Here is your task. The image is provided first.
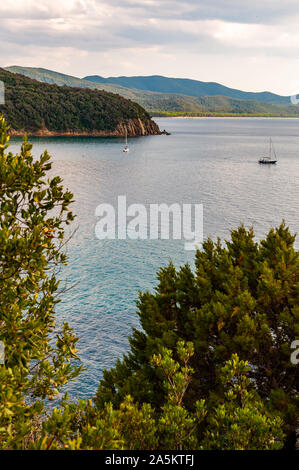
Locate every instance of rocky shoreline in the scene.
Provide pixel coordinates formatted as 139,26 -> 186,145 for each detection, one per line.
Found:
9,118 -> 169,137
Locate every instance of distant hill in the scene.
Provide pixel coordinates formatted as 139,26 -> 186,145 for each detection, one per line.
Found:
142,94 -> 299,117
5,66 -> 137,97
0,68 -> 161,136
83,74 -> 291,105
5,66 -> 299,117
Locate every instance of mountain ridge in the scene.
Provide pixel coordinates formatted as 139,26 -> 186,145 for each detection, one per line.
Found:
83,74 -> 291,105
4,66 -> 299,117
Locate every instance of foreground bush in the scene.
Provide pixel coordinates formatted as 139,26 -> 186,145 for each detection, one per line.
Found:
0,116 -> 81,448
30,344 -> 284,450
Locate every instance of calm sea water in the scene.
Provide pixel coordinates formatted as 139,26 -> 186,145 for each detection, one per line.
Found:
10,118 -> 299,398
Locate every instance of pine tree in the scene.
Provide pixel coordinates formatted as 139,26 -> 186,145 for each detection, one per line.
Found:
96,224 -> 299,444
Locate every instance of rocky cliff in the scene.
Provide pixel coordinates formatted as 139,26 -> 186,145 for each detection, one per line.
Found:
9,118 -> 162,137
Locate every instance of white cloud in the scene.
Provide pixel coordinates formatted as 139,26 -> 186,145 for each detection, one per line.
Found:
1,0 -> 299,94
0,0 -> 88,18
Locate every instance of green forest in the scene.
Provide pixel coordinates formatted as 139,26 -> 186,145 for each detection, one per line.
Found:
0,69 -> 154,134
0,114 -> 298,450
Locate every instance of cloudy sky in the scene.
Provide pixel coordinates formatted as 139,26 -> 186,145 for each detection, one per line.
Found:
1,0 -> 299,94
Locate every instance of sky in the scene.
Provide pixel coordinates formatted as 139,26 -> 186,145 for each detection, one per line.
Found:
1,0 -> 299,95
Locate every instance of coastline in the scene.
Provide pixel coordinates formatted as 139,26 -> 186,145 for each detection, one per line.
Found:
8,117 -> 164,137
152,114 -> 299,119
9,129 -> 162,137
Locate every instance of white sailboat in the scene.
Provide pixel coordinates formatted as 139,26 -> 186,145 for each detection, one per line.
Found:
123,129 -> 129,153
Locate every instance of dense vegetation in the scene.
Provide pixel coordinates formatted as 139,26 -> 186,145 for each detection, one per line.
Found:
0,116 -> 298,449
0,69 -> 154,134
0,115 -> 81,447
97,221 -> 299,447
140,95 -> 299,117
7,66 -> 299,117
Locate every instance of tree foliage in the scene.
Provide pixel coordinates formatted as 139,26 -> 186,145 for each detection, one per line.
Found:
0,69 -> 154,134
201,354 -> 284,450
28,344 -> 284,450
97,221 -> 299,445
0,115 -> 81,448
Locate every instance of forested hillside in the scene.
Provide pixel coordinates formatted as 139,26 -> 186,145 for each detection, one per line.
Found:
0,69 -> 160,136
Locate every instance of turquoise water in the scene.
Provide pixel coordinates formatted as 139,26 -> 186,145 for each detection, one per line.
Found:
10,118 -> 299,398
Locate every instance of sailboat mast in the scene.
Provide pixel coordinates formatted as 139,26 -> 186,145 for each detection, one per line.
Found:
270,137 -> 272,159
270,137 -> 277,161
273,140 -> 277,161
122,127 -> 129,152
